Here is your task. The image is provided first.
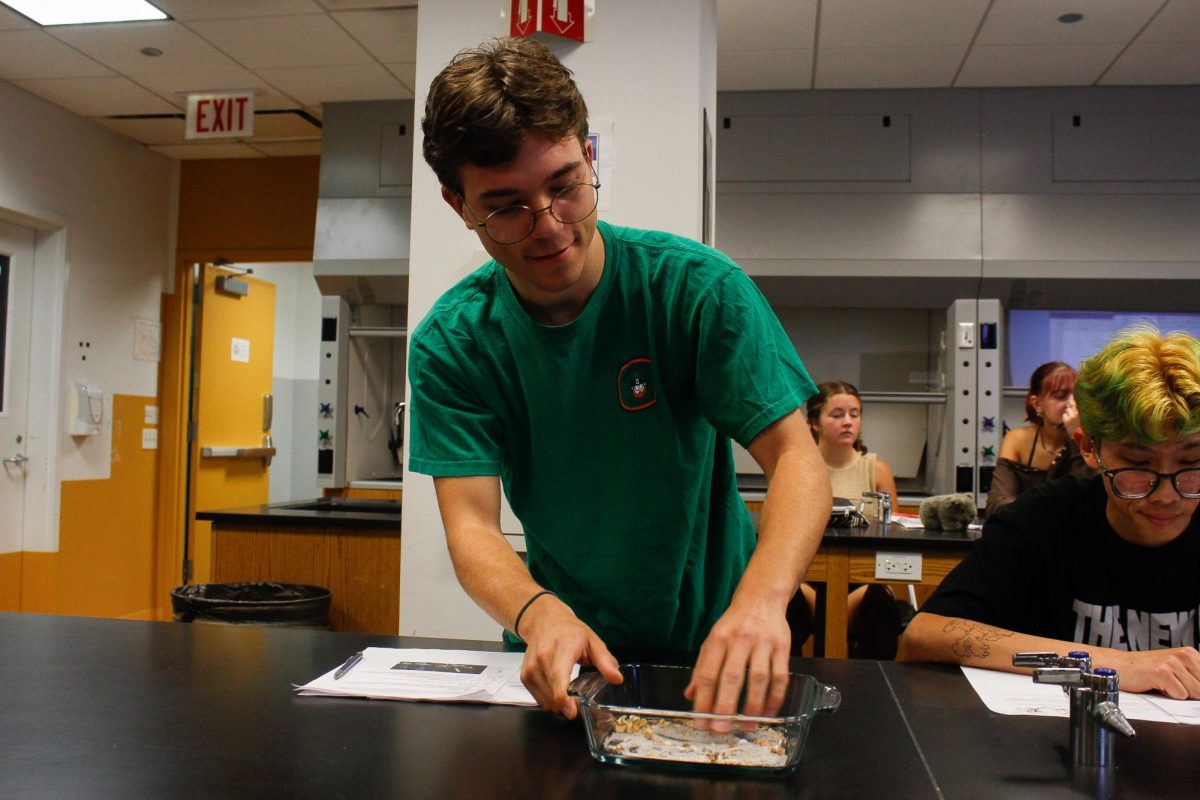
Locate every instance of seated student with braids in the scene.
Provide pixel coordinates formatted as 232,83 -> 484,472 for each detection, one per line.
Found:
901,326 -> 1200,699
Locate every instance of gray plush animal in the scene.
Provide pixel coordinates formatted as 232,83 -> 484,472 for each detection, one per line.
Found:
919,493 -> 978,531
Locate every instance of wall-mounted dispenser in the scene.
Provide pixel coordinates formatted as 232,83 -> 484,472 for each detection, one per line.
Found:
69,382 -> 103,436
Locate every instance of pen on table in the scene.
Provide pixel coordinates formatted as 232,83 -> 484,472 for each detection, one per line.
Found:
334,651 -> 364,680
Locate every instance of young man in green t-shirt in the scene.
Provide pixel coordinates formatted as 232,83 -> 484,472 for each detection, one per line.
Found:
410,36 -> 831,724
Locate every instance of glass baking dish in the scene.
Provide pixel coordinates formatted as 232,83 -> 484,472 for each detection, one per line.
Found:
568,663 -> 840,775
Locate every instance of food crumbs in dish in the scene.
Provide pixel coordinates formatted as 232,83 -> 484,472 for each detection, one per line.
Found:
602,715 -> 789,767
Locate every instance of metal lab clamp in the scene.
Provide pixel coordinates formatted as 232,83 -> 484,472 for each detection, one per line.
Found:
1012,651 -> 1136,767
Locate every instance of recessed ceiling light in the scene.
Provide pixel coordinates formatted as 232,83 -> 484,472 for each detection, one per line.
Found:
140,46 -> 162,57
0,1 -> 168,26
1058,12 -> 1084,23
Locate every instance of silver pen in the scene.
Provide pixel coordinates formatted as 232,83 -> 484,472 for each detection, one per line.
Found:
333,650 -> 363,680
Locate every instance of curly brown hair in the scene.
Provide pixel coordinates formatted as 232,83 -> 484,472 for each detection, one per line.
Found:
422,37 -> 589,195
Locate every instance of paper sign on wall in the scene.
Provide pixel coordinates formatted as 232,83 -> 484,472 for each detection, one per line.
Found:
231,337 -> 250,363
133,318 -> 161,362
186,91 -> 255,139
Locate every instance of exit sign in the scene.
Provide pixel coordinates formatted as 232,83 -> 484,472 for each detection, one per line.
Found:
509,0 -> 593,43
186,91 -> 255,139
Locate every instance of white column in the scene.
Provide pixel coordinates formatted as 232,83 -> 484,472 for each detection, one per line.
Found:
400,0 -> 717,639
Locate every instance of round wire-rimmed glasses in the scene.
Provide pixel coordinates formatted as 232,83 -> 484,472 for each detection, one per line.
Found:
463,180 -> 601,245
1092,440 -> 1200,499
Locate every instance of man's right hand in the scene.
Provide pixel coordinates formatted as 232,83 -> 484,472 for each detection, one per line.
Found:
517,595 -> 623,718
1110,647 -> 1200,700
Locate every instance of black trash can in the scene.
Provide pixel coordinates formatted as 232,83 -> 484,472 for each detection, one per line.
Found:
170,582 -> 332,629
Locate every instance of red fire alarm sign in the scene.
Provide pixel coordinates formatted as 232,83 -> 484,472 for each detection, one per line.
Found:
509,0 -> 593,43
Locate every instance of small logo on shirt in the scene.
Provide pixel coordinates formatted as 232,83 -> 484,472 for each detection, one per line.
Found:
618,358 -> 656,411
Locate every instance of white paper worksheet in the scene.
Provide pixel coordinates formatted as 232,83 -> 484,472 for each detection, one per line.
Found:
962,666 -> 1200,725
296,648 -> 578,706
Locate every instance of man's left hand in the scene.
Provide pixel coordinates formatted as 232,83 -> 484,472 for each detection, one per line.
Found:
683,596 -> 791,730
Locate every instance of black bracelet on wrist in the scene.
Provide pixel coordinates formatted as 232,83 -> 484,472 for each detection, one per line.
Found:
513,590 -> 557,639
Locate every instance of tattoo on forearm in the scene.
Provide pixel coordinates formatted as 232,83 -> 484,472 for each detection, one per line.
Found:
942,619 -> 1013,660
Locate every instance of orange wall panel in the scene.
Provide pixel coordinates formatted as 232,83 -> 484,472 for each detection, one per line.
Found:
19,552 -> 58,612
176,157 -> 319,257
51,394 -> 160,619
0,553 -> 19,611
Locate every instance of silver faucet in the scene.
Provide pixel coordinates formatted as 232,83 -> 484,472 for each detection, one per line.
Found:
1013,651 -> 1135,767
862,490 -> 891,525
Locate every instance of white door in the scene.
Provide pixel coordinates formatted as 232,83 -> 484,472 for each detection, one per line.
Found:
0,219 -> 35,562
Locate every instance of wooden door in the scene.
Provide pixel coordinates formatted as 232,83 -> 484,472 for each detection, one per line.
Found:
187,265 -> 276,584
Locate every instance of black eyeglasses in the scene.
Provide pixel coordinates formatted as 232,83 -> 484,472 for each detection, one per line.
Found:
1092,441 -> 1200,499
462,179 -> 601,245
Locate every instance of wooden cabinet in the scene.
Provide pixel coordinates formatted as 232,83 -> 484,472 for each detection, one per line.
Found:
211,520 -> 400,635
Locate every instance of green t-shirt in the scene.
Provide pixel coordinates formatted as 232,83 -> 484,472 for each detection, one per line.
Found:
408,221 -> 816,651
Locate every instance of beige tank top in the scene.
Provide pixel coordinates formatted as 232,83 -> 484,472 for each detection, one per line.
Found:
827,451 -> 877,501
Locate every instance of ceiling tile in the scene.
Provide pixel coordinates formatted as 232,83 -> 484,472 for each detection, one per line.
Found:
49,21 -> 245,76
249,140 -> 323,157
94,115 -> 186,145
316,0 -> 417,9
332,7 -> 416,63
13,75 -> 182,116
1137,0 -> 1200,43
717,0 -> 816,52
135,69 -> 299,110
0,6 -> 33,29
957,43 -> 1124,87
383,61 -> 416,93
0,30 -> 113,80
718,48 -> 812,91
0,0 -> 1193,161
152,1 -> 325,21
93,109 -> 320,147
150,142 -> 264,159
818,46 -> 967,89
186,14 -> 374,69
820,0 -> 990,48
256,63 -> 411,106
976,0 -> 1164,45
1101,42 -> 1200,85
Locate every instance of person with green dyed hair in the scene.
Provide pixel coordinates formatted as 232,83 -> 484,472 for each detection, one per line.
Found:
900,326 -> 1200,699
1075,325 -> 1200,445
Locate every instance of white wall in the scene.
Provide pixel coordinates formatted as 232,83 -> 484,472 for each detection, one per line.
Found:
0,78 -> 175,551
400,0 -> 719,640
731,307 -> 941,483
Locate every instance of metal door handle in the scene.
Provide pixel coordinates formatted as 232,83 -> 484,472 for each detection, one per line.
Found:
3,453 -> 29,465
201,435 -> 275,467
200,447 -> 277,458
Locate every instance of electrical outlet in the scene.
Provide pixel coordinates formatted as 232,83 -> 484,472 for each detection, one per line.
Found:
875,551 -> 922,581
